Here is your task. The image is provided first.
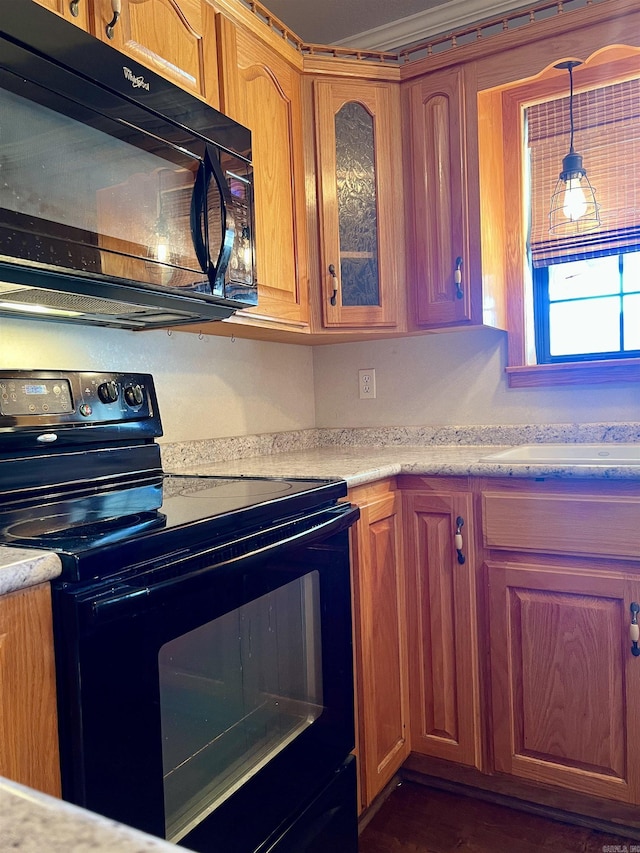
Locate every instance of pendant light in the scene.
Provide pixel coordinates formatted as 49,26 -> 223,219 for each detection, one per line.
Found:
548,60 -> 600,234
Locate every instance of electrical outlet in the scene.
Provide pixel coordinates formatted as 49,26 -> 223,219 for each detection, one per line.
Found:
358,368 -> 376,399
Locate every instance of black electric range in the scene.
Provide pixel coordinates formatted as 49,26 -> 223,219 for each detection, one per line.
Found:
0,369 -> 347,582
0,369 -> 359,853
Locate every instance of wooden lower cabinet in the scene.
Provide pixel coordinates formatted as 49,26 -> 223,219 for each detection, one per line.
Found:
348,480 -> 409,811
0,583 -> 61,797
487,559 -> 640,803
401,479 -> 482,768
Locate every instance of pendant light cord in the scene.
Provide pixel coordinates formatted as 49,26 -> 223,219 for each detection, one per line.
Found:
568,63 -> 575,155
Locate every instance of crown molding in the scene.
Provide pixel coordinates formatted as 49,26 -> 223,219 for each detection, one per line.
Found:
333,0 -> 529,51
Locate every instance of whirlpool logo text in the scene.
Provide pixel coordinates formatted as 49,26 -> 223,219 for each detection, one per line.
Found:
122,67 -> 150,91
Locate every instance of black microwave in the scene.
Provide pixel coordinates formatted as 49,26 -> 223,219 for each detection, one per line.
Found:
0,2 -> 256,330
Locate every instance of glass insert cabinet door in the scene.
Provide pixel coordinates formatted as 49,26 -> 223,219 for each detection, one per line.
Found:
314,80 -> 405,330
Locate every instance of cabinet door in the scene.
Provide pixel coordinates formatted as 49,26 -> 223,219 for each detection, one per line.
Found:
350,484 -> 409,809
32,0 -> 89,28
403,490 -> 481,766
406,66 -> 474,327
216,17 -> 309,329
91,0 -> 219,105
488,561 -> 640,803
0,584 -> 61,796
314,80 -> 405,330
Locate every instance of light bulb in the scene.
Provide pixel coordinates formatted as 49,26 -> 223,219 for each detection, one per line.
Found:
156,242 -> 169,264
562,176 -> 587,221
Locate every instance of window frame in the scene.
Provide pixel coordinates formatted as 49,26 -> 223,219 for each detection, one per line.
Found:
484,50 -> 640,387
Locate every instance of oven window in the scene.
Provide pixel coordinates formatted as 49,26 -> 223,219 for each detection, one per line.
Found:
158,571 -> 324,843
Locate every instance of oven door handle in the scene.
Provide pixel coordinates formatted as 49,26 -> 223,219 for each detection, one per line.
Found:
88,503 -> 360,622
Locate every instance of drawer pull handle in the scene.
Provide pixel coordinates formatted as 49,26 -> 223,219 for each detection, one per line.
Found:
69,0 -> 80,16
106,0 -> 121,39
631,603 -> 640,656
455,516 -> 465,565
454,256 -> 464,300
328,263 -> 339,306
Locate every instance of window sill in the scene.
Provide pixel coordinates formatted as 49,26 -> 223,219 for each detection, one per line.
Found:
506,358 -> 640,388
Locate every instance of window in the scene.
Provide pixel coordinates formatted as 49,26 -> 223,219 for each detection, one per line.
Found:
527,77 -> 640,365
533,252 -> 640,362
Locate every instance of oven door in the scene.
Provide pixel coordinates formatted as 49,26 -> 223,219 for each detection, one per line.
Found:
52,504 -> 358,853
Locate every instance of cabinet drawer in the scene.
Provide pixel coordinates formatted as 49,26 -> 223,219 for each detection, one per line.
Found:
482,491 -> 640,559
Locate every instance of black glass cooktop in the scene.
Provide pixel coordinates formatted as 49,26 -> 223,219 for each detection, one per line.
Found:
0,474 -> 347,582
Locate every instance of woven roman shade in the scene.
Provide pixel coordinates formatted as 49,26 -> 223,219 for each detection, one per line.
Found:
528,77 -> 640,267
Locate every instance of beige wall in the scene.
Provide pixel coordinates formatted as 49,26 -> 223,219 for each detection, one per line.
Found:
3,319 -> 638,443
0,318 -> 316,443
312,328 -> 640,428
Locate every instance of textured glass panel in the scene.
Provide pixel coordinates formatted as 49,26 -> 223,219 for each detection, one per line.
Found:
335,102 -> 379,307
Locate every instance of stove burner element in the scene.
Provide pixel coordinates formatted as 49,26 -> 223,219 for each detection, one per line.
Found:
6,511 -> 163,543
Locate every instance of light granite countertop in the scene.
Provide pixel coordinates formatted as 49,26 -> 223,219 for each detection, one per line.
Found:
0,546 -> 62,595
164,443 -> 640,487
0,776 -> 189,852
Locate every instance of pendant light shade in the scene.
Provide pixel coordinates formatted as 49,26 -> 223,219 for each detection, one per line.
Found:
548,60 -> 600,235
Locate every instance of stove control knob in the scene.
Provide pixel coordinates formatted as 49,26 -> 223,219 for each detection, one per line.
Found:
124,384 -> 144,407
97,381 -> 119,404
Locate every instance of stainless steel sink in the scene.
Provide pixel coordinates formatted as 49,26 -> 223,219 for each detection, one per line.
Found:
480,443 -> 640,465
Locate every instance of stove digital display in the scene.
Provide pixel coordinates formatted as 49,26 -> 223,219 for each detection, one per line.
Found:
0,378 -> 72,416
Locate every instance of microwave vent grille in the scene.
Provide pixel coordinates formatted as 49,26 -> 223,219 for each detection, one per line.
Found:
0,286 -> 137,316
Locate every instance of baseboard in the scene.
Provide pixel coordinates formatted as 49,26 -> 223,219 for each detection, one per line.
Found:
357,775 -> 402,835
401,753 -> 640,841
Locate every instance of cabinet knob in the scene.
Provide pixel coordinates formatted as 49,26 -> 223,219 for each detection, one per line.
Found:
69,0 -> 80,16
454,256 -> 464,300
328,264 -> 340,307
106,0 -> 122,39
631,603 -> 640,656
455,516 -> 465,564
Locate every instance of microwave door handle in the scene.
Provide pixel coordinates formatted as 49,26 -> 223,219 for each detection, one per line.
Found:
190,157 -> 209,274
205,145 -> 236,290
189,146 -> 236,290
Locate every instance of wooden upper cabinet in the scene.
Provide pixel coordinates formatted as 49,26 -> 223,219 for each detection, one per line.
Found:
402,484 -> 481,768
313,79 -> 405,330
32,0 -> 89,28
488,561 -> 640,803
216,17 -> 309,329
90,0 -> 219,105
405,66 -> 480,329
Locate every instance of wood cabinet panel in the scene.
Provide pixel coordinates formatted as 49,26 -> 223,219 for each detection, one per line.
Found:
91,0 -> 219,105
217,17 -> 309,328
0,583 -> 61,797
403,489 -> 481,767
482,491 -> 640,560
488,561 -> 640,802
406,67 -> 471,327
349,482 -> 409,810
